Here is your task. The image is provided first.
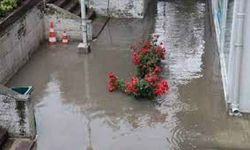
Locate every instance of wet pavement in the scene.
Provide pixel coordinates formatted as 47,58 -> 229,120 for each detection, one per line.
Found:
6,0 -> 250,150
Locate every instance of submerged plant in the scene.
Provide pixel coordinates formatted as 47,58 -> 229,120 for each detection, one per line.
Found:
107,35 -> 169,99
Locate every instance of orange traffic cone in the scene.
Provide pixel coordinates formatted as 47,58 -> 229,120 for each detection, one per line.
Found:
62,31 -> 69,44
49,21 -> 56,44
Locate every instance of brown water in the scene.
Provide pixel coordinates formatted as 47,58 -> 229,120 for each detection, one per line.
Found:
7,0 -> 250,150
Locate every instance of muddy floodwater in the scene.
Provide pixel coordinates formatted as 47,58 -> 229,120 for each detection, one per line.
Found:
7,0 -> 250,150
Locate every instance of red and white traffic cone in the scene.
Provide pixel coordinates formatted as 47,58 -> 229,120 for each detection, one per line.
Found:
49,21 -> 56,44
62,31 -> 69,44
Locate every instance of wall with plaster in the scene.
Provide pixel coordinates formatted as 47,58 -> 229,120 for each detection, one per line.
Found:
89,0 -> 147,18
0,6 -> 44,84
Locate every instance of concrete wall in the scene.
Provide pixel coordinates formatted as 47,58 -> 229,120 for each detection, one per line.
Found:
0,5 -> 43,138
44,4 -> 92,41
0,85 -> 36,138
89,0 -> 146,18
0,6 -> 44,84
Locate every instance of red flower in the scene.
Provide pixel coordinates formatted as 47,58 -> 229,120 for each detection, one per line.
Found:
108,39 -> 170,99
145,74 -> 159,84
155,46 -> 166,59
155,46 -> 162,52
126,76 -> 139,94
143,40 -> 151,49
108,72 -> 118,92
108,83 -> 116,92
140,47 -> 150,54
108,72 -> 117,80
154,79 -> 169,96
154,66 -> 162,74
132,51 -> 140,65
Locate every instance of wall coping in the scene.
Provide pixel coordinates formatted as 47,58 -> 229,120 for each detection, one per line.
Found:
0,84 -> 29,101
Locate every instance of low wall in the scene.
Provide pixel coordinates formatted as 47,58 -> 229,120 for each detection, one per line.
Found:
0,5 -> 44,84
0,85 -> 36,138
44,4 -> 92,41
89,0 -> 147,18
0,4 -> 43,138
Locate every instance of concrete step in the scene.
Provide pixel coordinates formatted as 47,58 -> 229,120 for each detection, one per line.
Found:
64,0 -> 79,13
54,0 -> 70,8
48,0 -> 95,19
46,0 -> 57,3
0,127 -> 8,148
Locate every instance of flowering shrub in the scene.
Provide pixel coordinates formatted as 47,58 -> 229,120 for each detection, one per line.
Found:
131,38 -> 166,78
108,36 -> 169,99
108,72 -> 118,92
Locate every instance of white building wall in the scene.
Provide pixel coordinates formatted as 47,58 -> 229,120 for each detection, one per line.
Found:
211,0 -> 229,103
211,0 -> 250,113
239,0 -> 250,112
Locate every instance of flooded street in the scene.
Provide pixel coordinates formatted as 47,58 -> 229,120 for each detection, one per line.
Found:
7,0 -> 250,149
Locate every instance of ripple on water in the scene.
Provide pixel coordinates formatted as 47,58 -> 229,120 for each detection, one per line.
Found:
155,0 -> 206,149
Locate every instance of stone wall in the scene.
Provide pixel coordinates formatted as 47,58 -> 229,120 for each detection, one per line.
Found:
0,6 -> 44,84
89,0 -> 147,18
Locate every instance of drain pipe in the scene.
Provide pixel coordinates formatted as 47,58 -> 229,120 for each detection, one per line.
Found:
78,0 -> 90,54
229,0 -> 246,115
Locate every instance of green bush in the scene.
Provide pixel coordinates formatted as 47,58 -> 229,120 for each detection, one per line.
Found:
0,0 -> 18,16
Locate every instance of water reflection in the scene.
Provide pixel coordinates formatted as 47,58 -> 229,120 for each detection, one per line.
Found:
154,0 -> 206,149
157,1 -> 205,84
35,74 -> 87,150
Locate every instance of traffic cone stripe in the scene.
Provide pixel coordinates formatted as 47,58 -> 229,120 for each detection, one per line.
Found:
62,39 -> 68,43
49,37 -> 56,43
49,21 -> 57,44
62,31 -> 69,44
49,28 -> 55,32
49,32 -> 56,37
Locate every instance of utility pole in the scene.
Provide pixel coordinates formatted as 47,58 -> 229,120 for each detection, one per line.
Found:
78,0 -> 90,54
